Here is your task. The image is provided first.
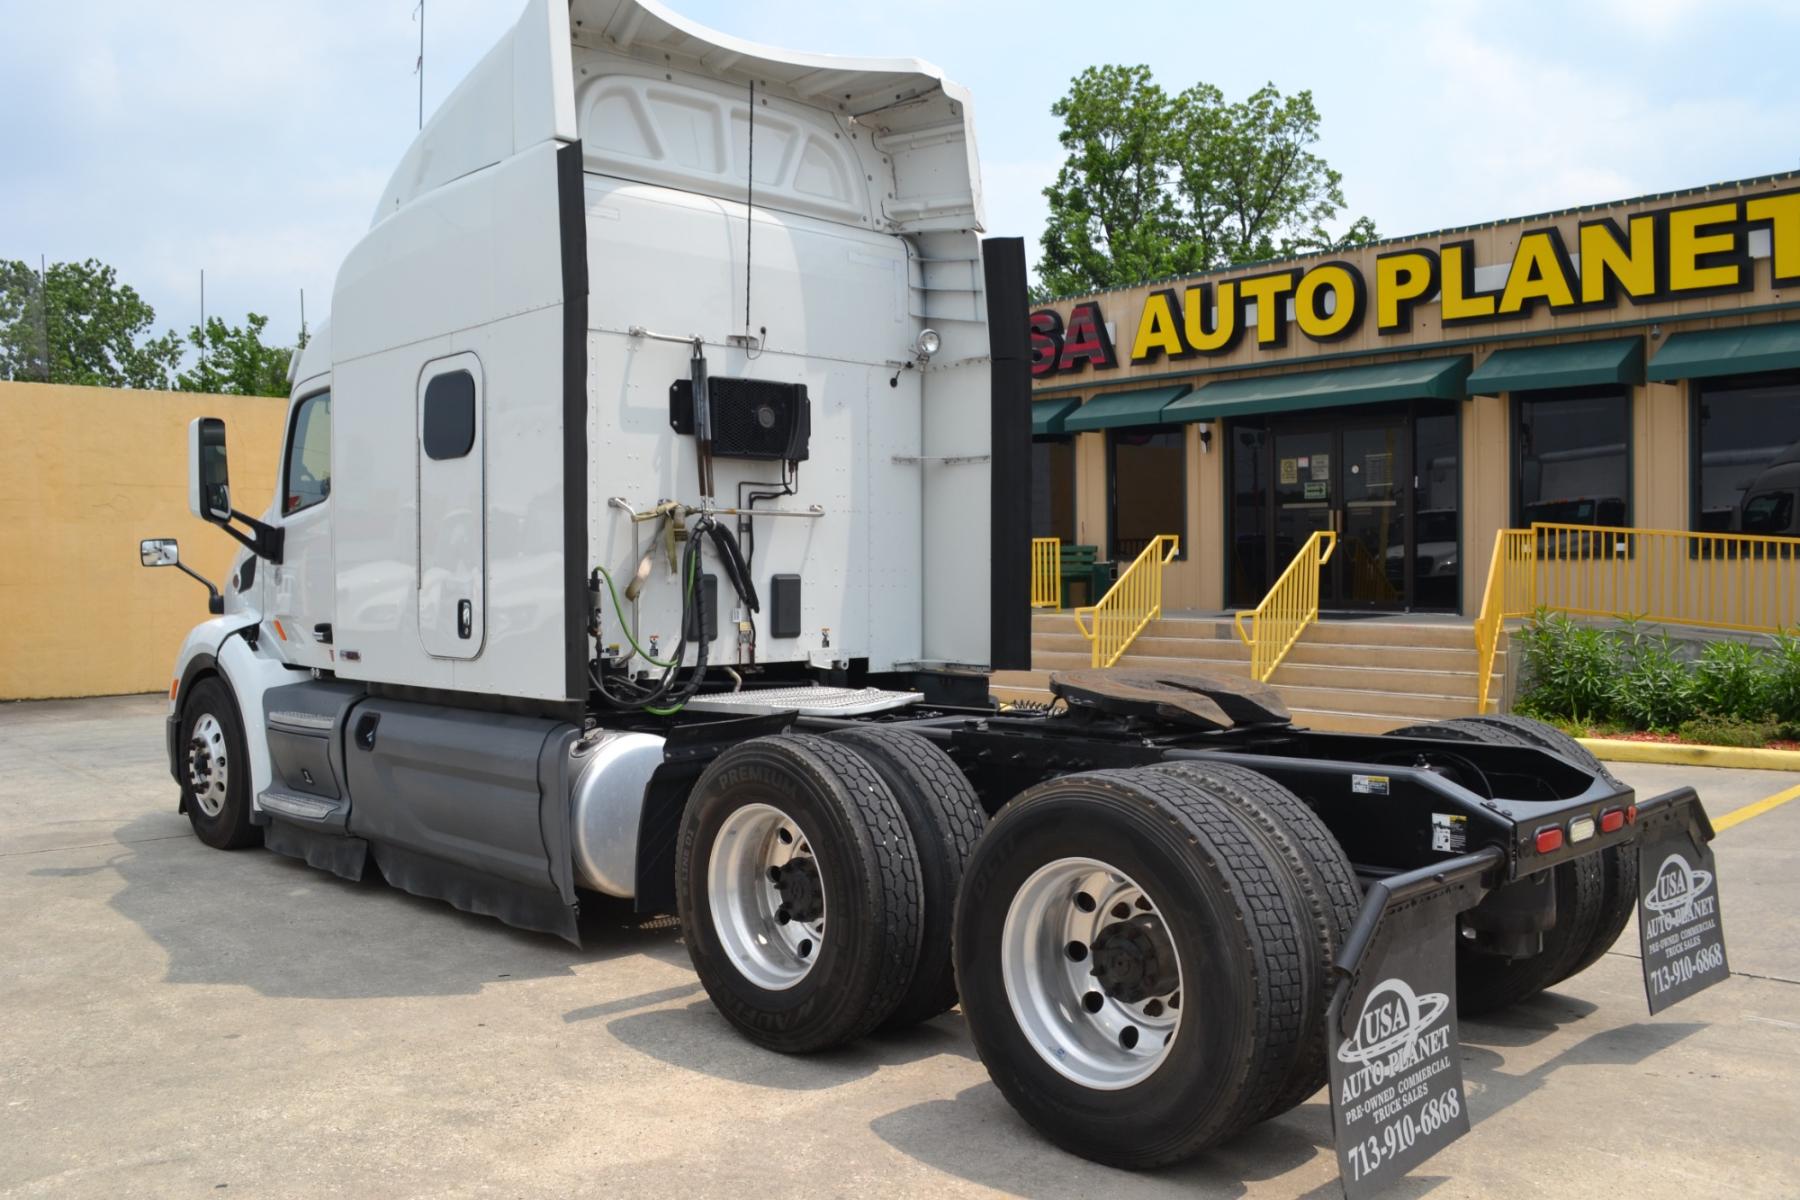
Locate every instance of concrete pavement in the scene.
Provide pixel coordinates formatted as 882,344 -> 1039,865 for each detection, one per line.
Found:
2,695 -> 1796,1198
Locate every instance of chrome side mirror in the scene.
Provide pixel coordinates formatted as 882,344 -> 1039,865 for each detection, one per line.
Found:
140,536 -> 223,614
140,538 -> 181,567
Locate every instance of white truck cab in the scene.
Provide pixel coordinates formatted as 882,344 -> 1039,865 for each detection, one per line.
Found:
141,0 -> 1722,1182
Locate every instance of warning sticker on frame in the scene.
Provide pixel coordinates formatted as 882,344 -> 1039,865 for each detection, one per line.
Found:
1637,832 -> 1730,1014
1352,774 -> 1390,795
1430,813 -> 1467,853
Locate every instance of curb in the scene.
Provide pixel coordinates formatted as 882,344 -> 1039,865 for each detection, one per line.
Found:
1578,738 -> 1800,771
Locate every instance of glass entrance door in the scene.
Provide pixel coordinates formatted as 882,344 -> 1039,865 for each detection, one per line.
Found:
1269,417 -> 1412,609
1339,422 -> 1409,607
1272,428 -> 1335,597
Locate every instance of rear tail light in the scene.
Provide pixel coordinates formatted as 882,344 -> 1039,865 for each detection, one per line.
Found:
1599,808 -> 1626,834
1568,815 -> 1597,843
1534,826 -> 1564,854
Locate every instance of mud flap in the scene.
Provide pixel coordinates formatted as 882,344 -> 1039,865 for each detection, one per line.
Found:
1327,847 -> 1501,1200
1632,786 -> 1729,1013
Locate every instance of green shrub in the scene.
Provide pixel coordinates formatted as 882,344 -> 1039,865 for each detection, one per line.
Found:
1514,611 -> 1619,722
1692,639 -> 1772,721
1766,631 -> 1800,723
1676,714 -> 1775,748
1611,636 -> 1698,731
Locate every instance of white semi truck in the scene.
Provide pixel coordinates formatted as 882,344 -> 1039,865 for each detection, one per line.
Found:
144,0 -> 1728,1184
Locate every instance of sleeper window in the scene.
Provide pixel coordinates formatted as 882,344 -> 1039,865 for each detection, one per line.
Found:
422,371 -> 477,460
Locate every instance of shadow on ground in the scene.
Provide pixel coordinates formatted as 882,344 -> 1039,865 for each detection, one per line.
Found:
95,811 -> 688,1000
867,985 -> 1704,1197
603,999 -> 980,1091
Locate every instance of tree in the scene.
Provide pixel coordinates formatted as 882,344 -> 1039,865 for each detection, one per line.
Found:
1039,70 -> 1377,298
177,312 -> 300,398
0,258 -> 184,387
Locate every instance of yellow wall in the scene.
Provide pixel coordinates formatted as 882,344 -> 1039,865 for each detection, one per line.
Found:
0,382 -> 289,700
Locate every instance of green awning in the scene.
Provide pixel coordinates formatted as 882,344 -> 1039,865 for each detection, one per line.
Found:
1647,321 -> 1800,382
1061,384 -> 1193,433
1467,337 -> 1644,393
1163,356 -> 1471,421
1031,395 -> 1083,436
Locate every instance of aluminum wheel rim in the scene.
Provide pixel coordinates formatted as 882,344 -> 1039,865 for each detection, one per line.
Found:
1001,856 -> 1183,1090
707,803 -> 826,990
186,713 -> 230,818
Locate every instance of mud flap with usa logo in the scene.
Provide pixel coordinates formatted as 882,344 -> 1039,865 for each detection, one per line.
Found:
1632,786 -> 1729,1014
1327,847 -> 1500,1200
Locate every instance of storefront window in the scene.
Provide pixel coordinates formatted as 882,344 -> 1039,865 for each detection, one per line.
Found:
1031,438 -> 1077,543
1108,427 -> 1186,562
1514,389 -> 1630,528
1693,373 -> 1800,535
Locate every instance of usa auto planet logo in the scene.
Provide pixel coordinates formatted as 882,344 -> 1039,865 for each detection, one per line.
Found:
1336,978 -> 1453,1097
1642,853 -> 1716,937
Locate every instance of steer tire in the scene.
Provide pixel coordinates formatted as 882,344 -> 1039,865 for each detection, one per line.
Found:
1388,715 -> 1627,1008
179,676 -> 261,851
827,727 -> 986,1029
954,767 -> 1305,1168
1148,762 -> 1358,1122
676,734 -> 923,1053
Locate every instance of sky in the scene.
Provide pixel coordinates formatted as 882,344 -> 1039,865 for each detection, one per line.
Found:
3,0 -> 1797,363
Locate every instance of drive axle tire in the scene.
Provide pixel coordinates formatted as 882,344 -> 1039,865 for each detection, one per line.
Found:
827,727 -> 986,1029
179,676 -> 260,850
1388,715 -> 1613,1014
1149,762 -> 1358,1121
676,734 -> 922,1053
954,768 -> 1305,1168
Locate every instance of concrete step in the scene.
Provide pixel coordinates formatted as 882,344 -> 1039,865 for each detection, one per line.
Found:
1268,683 -> 1480,720
1285,707 -> 1411,734
1266,661 -> 1488,698
1299,621 -> 1474,649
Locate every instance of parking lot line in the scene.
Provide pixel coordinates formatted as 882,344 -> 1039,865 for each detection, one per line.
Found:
1712,781 -> 1800,832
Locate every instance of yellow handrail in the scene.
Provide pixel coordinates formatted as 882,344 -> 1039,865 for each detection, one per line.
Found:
1030,537 -> 1062,609
1469,521 -> 1800,712
1472,529 -> 1535,713
1232,531 -> 1338,681
1073,535 -> 1181,667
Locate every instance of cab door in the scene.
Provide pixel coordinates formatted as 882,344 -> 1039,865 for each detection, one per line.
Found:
268,387 -> 336,669
416,354 -> 485,658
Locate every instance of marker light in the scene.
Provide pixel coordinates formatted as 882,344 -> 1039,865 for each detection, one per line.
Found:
1534,826 -> 1564,854
1599,808 -> 1626,834
1568,815 -> 1597,843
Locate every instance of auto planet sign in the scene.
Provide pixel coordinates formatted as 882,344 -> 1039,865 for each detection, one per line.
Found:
1030,187 -> 1800,377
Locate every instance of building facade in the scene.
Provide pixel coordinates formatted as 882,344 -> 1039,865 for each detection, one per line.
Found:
1028,172 -> 1800,615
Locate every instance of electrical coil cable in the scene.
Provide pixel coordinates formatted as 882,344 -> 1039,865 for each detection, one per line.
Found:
589,513 -> 758,716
